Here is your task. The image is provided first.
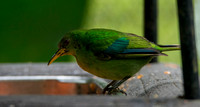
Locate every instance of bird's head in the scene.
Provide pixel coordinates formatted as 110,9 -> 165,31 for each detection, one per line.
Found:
48,35 -> 73,65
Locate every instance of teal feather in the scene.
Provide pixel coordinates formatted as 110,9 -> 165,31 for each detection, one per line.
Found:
104,37 -> 129,54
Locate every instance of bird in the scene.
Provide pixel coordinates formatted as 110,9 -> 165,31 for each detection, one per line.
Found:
48,28 -> 180,95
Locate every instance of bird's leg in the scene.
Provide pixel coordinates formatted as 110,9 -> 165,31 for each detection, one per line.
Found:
103,76 -> 131,95
103,80 -> 118,94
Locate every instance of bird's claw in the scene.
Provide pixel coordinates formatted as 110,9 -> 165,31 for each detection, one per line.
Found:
103,87 -> 127,95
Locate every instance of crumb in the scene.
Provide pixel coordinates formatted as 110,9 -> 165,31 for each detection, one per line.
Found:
164,71 -> 171,75
122,89 -> 127,92
153,94 -> 159,98
146,64 -> 151,67
137,74 -> 144,79
165,64 -> 178,69
120,84 -> 125,88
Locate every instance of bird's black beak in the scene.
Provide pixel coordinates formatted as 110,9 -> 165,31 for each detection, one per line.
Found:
48,48 -> 66,66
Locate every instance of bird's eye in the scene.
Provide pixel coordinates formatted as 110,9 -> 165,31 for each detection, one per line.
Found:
58,38 -> 70,48
63,40 -> 70,46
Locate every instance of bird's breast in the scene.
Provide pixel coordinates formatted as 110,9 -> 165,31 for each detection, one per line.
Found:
74,50 -> 152,80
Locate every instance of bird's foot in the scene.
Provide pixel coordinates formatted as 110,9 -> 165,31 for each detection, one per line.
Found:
103,87 -> 127,95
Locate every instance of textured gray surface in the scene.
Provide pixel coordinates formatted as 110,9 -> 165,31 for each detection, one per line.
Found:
121,63 -> 183,98
0,63 -> 183,98
0,63 -> 91,76
0,95 -> 199,107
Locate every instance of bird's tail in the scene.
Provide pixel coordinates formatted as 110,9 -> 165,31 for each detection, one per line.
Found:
158,45 -> 181,51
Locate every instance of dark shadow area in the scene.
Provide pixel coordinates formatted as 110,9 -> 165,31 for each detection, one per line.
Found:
0,0 -> 88,62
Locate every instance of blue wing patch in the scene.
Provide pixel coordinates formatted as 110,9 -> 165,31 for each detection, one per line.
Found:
104,37 -> 129,54
104,37 -> 164,56
121,48 -> 159,54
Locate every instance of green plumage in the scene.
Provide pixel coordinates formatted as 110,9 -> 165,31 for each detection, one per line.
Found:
55,29 -> 180,80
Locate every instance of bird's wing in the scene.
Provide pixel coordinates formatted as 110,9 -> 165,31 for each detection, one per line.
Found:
112,48 -> 167,59
84,29 -> 165,60
102,37 -> 166,59
110,33 -> 167,59
94,36 -> 165,60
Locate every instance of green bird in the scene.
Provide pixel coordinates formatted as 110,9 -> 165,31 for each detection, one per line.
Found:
48,29 -> 180,95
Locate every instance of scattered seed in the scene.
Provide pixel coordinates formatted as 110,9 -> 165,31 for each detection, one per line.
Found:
164,71 -> 171,75
137,74 -> 144,79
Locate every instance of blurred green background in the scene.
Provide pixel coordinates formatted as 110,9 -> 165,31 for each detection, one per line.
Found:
0,0 -> 87,62
0,0 -> 184,65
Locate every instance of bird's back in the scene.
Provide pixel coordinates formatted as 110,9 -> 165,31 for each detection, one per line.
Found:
70,29 -> 153,53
